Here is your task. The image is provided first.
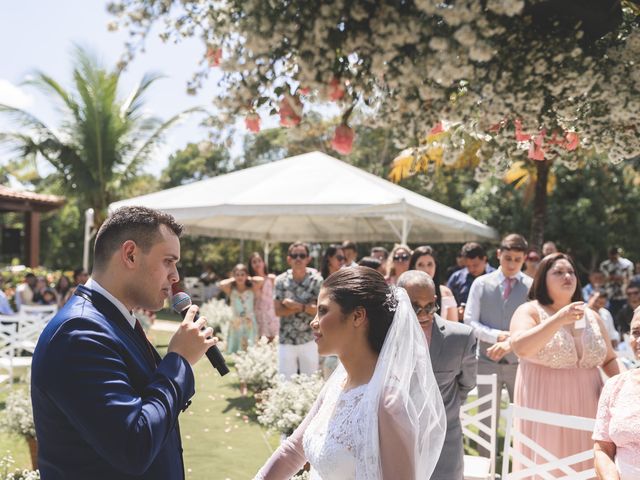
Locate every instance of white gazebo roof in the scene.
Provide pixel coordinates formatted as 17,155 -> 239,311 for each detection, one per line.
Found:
110,151 -> 498,243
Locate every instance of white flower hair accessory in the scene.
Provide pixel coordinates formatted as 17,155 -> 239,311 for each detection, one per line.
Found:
384,284 -> 399,312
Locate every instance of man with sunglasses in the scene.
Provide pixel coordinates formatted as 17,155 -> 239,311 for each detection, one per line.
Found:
274,242 -> 323,379
398,270 -> 477,480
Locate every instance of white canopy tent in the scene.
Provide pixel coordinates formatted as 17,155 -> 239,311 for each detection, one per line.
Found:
108,152 -> 497,249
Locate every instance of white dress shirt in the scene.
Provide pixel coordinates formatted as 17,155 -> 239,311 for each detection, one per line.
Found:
464,268 -> 526,344
85,278 -> 136,329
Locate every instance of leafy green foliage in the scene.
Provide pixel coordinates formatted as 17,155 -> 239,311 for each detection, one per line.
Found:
159,142 -> 231,189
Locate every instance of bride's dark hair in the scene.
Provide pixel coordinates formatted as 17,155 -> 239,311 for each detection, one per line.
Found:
322,266 -> 395,353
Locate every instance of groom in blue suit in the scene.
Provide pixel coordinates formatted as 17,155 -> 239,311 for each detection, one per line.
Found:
31,206 -> 217,480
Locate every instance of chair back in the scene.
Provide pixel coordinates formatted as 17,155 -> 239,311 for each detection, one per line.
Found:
461,373 -> 498,480
183,276 -> 204,304
19,304 -> 58,323
0,317 -> 20,386
501,404 -> 596,480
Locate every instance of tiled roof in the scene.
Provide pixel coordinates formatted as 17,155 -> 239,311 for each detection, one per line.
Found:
0,185 -> 65,209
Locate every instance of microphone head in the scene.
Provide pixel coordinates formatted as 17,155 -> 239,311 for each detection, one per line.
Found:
171,291 -> 192,314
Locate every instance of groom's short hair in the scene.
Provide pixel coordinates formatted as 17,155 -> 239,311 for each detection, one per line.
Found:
93,206 -> 183,270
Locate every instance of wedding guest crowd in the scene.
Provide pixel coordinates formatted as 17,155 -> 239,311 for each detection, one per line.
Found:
601,246 -> 635,318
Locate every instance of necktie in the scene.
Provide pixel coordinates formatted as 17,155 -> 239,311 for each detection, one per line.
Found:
134,318 -> 158,365
504,277 -> 516,300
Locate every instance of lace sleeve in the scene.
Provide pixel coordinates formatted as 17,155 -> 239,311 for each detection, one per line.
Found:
592,374 -> 621,442
254,393 -> 323,480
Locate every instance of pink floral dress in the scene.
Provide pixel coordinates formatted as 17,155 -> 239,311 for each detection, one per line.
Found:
593,370 -> 640,479
255,277 -> 279,338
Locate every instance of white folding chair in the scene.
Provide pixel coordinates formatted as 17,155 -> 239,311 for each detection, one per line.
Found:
0,316 -> 31,381
19,304 -> 58,323
501,404 -> 596,480
0,320 -> 18,386
461,373 -> 498,480
183,276 -> 204,304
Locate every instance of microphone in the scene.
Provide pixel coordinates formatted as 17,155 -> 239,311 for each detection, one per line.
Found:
171,292 -> 230,376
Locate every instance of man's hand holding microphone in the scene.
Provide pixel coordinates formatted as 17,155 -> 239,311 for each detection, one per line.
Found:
168,304 -> 218,366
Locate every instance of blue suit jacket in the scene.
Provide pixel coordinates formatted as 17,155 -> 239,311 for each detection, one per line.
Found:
31,285 -> 194,480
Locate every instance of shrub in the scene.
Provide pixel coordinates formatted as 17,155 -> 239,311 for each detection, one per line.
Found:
230,337 -> 278,393
257,374 -> 324,436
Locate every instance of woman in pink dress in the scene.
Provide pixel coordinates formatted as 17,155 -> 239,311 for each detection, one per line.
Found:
248,252 -> 279,342
593,309 -> 640,480
510,253 -> 619,477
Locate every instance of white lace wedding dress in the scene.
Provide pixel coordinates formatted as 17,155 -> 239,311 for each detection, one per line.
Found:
302,383 -> 367,479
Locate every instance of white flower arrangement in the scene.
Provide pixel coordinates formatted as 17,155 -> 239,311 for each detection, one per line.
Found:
199,298 -> 234,337
229,337 -> 278,393
257,373 -> 325,436
0,453 -> 39,480
0,390 -> 35,438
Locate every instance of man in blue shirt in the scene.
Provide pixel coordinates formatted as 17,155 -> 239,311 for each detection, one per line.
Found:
447,242 -> 495,317
0,277 -> 14,315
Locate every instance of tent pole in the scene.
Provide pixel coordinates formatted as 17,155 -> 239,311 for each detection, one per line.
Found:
401,217 -> 408,245
263,241 -> 271,269
240,239 -> 245,263
83,208 -> 95,272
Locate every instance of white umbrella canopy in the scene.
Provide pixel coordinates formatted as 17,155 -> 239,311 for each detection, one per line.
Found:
109,151 -> 498,244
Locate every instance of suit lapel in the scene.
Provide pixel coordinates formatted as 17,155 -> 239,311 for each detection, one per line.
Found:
428,314 -> 446,368
74,285 -> 158,370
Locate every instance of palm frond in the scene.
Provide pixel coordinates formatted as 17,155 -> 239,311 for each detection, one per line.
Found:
123,106 -> 205,177
0,104 -> 57,137
120,71 -> 166,119
23,72 -> 78,116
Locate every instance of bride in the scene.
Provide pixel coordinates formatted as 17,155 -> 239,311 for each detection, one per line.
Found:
255,267 -> 446,479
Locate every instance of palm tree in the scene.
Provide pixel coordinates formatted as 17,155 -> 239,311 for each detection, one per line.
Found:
0,45 -> 202,225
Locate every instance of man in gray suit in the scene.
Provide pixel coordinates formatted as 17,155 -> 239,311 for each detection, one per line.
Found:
398,270 -> 477,480
463,233 -> 532,454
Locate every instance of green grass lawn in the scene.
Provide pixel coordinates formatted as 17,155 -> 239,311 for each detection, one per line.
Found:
0,330 -> 279,479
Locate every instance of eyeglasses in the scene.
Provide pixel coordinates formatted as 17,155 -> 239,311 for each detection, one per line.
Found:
335,255 -> 346,262
289,253 -> 308,260
393,254 -> 410,262
413,302 -> 438,316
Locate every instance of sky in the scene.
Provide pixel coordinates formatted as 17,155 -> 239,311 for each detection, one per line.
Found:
0,0 -> 227,180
